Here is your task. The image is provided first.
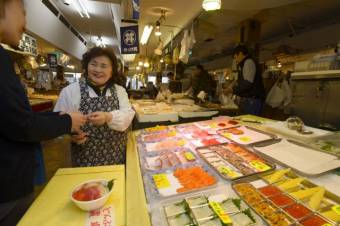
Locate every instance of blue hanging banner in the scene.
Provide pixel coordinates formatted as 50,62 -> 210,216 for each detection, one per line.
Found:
132,0 -> 140,20
120,25 -> 139,54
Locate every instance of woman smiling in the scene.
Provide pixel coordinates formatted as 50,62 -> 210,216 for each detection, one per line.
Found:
54,47 -> 135,167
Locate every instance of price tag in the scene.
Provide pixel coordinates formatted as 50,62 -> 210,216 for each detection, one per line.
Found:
210,123 -> 218,128
250,160 -> 271,172
222,132 -> 232,139
322,224 -> 332,226
209,201 -> 232,224
332,205 -> 340,215
218,166 -> 239,178
184,152 -> 196,161
153,174 -> 170,189
167,131 -> 177,137
177,139 -> 186,146
239,136 -> 251,142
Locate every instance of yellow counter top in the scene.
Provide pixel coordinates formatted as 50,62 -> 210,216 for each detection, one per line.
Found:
18,165 -> 126,226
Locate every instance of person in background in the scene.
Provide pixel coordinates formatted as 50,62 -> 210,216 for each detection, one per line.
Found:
117,65 -> 129,90
54,47 -> 135,167
0,1 -> 86,225
53,65 -> 69,89
192,64 -> 214,101
228,45 -> 265,115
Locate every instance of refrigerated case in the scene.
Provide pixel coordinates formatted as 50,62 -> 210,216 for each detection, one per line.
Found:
289,70 -> 340,130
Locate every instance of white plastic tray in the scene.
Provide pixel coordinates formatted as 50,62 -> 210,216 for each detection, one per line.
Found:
253,139 -> 340,176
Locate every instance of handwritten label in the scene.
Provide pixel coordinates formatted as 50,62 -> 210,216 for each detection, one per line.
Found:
218,166 -> 239,178
209,201 -> 232,224
332,205 -> 340,216
239,136 -> 251,142
250,160 -> 271,172
86,205 -> 115,226
184,152 -> 195,161
153,174 -> 170,189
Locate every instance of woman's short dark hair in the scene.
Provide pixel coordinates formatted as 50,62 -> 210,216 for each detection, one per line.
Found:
196,64 -> 204,71
232,45 -> 249,57
82,47 -> 119,83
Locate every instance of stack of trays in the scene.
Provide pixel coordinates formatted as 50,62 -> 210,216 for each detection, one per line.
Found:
233,168 -> 340,226
162,194 -> 260,226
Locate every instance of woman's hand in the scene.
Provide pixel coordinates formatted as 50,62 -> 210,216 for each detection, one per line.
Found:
87,111 -> 112,126
71,132 -> 88,145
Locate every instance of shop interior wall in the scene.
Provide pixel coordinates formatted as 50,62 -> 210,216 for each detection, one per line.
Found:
25,0 -> 87,59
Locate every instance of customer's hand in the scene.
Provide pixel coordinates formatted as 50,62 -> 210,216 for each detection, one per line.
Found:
87,111 -> 112,126
71,131 -> 88,145
68,112 -> 87,132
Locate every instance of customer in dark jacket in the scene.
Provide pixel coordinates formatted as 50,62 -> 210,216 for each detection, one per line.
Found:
0,1 -> 86,225
231,45 -> 265,115
192,64 -> 214,100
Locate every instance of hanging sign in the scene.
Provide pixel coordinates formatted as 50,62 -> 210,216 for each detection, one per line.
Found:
47,53 -> 58,68
120,25 -> 139,54
132,0 -> 140,20
18,33 -> 37,56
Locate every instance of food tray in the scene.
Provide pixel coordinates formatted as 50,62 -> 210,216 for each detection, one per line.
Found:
158,193 -> 262,226
142,149 -> 199,171
310,132 -> 340,158
189,135 -> 229,148
141,125 -> 170,134
253,139 -> 340,176
196,143 -> 275,181
217,125 -> 277,145
232,168 -> 340,225
142,138 -> 191,154
195,118 -> 240,133
148,165 -> 219,198
140,130 -> 178,143
175,124 -> 203,134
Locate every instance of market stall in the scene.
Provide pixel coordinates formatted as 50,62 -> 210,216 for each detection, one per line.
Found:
126,115 -> 340,226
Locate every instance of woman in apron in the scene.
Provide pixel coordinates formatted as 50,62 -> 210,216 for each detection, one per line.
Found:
54,47 -> 135,166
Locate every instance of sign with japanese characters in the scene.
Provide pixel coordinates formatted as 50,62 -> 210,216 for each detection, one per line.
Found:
85,205 -> 115,226
18,33 -> 37,56
120,25 -> 139,54
132,0 -> 140,20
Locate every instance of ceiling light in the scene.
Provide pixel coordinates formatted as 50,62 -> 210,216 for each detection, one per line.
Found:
160,58 -> 164,63
155,30 -> 162,36
140,25 -> 153,45
73,1 -> 84,18
96,36 -> 106,48
143,62 -> 150,68
138,61 -> 143,66
202,0 -> 221,11
136,66 -> 141,71
155,21 -> 161,36
77,0 -> 90,18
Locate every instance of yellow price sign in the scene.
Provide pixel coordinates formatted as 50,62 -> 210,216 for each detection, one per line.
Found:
210,123 -> 218,128
239,136 -> 251,142
250,160 -> 271,172
209,201 -> 232,224
184,152 -> 196,161
218,166 -> 239,178
167,131 -> 177,137
177,139 -> 187,146
222,132 -> 232,139
322,224 -> 332,226
152,174 -> 171,189
332,205 -> 340,215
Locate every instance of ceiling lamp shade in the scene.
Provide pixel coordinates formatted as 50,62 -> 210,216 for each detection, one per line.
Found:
202,0 -> 221,11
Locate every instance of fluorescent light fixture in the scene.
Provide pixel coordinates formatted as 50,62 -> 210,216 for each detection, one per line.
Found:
67,65 -> 75,69
140,25 -> 153,45
77,0 -> 90,18
155,30 -> 162,36
73,1 -> 84,18
202,0 -> 221,11
40,63 -> 47,67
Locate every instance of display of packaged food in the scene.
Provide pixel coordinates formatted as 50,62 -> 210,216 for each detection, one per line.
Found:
144,138 -> 189,153
232,168 -> 340,226
197,143 -> 275,180
175,124 -> 203,134
190,136 -> 229,147
140,130 -> 178,143
161,193 -> 259,226
143,125 -> 169,134
218,126 -> 277,145
167,213 -> 194,226
195,118 -> 239,131
143,149 -> 198,171
151,166 -> 217,197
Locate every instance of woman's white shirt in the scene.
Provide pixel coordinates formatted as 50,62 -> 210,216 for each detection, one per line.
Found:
54,82 -> 135,131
